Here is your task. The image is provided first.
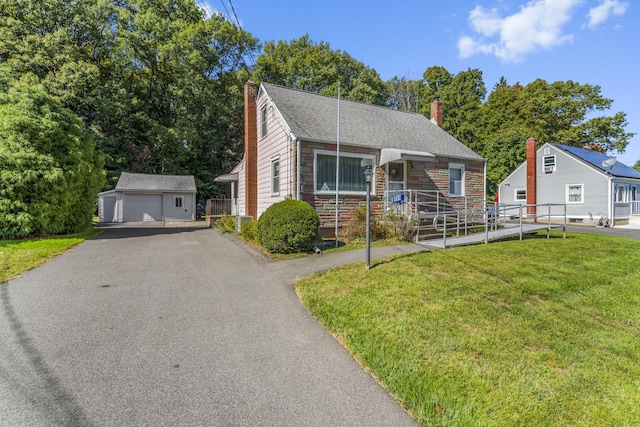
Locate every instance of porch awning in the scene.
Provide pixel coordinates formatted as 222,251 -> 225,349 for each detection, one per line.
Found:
379,148 -> 435,166
214,173 -> 238,182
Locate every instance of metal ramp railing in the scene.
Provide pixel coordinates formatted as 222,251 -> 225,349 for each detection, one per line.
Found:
384,190 -> 476,218
414,203 -> 567,249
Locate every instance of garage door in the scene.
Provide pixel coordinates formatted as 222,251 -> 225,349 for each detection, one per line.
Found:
123,194 -> 162,222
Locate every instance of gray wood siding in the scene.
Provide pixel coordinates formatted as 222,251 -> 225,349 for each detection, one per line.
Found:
100,196 -> 116,222
498,144 -> 610,218
162,193 -> 195,221
537,145 -> 609,217
499,164 -> 527,205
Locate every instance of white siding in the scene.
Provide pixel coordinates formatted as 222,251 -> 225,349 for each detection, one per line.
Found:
255,94 -> 293,218
233,160 -> 246,216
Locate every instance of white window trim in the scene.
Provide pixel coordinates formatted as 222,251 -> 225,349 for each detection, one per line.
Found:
174,195 -> 184,208
271,156 -> 280,196
615,184 -> 628,203
260,105 -> 267,139
566,183 -> 584,204
313,149 -> 376,195
514,189 -> 527,201
448,163 -> 465,197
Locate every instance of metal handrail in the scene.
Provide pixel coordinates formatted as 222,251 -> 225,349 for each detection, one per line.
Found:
430,202 -> 567,246
384,189 -> 469,218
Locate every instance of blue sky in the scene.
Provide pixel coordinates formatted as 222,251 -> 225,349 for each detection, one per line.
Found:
203,0 -> 639,166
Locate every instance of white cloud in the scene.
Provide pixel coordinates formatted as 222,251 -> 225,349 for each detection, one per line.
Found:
468,6 -> 502,37
587,0 -> 629,29
459,0 -> 583,63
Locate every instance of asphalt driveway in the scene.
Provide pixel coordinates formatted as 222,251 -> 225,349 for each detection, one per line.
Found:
0,227 -> 419,426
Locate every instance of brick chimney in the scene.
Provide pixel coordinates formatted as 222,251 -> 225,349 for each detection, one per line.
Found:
430,97 -> 443,128
244,81 -> 258,219
526,137 -> 537,215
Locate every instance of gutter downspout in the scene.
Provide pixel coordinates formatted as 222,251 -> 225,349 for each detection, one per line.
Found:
609,177 -> 614,227
296,138 -> 301,200
483,160 -> 487,204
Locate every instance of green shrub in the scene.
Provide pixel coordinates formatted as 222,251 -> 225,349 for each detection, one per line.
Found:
257,200 -> 319,254
241,219 -> 258,243
343,206 -> 389,241
214,215 -> 235,233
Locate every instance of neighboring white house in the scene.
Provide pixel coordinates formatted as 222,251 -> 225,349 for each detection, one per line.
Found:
498,140 -> 640,226
98,173 -> 197,223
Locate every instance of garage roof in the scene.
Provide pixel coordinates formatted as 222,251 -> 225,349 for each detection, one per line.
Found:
115,172 -> 196,192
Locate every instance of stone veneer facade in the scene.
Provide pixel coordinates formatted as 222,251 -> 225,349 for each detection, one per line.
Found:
298,141 -> 485,232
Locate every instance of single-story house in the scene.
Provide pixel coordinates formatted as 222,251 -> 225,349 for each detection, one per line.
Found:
216,81 -> 486,234
98,172 -> 197,223
497,139 -> 640,226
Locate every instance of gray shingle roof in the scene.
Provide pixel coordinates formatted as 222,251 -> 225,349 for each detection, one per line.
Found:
261,83 -> 484,161
115,173 -> 196,192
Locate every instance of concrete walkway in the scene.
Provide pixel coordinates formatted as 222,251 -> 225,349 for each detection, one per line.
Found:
0,227 -> 420,427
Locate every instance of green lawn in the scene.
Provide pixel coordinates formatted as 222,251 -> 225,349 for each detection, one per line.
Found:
295,231 -> 640,426
0,228 -> 101,284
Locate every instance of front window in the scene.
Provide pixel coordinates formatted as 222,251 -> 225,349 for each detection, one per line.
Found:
616,184 -> 627,203
314,150 -> 375,194
449,163 -> 464,196
260,106 -> 267,138
271,157 -> 280,195
175,196 -> 183,208
566,184 -> 583,203
515,189 -> 526,201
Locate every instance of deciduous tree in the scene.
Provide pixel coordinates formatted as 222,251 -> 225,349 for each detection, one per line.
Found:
253,34 -> 386,105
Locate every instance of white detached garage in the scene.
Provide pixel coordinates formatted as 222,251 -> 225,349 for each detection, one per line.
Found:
98,173 -> 197,223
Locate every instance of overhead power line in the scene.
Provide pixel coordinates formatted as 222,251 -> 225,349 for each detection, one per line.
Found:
227,0 -> 242,28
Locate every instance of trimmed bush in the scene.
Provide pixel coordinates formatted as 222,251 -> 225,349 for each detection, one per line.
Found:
257,200 -> 320,254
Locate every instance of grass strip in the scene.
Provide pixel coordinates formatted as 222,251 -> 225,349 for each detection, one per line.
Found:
0,228 -> 101,284
295,231 -> 640,426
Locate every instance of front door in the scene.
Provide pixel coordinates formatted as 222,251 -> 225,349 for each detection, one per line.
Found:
386,161 -> 407,214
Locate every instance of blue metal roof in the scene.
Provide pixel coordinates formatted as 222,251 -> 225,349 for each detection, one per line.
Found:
556,144 -> 640,179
